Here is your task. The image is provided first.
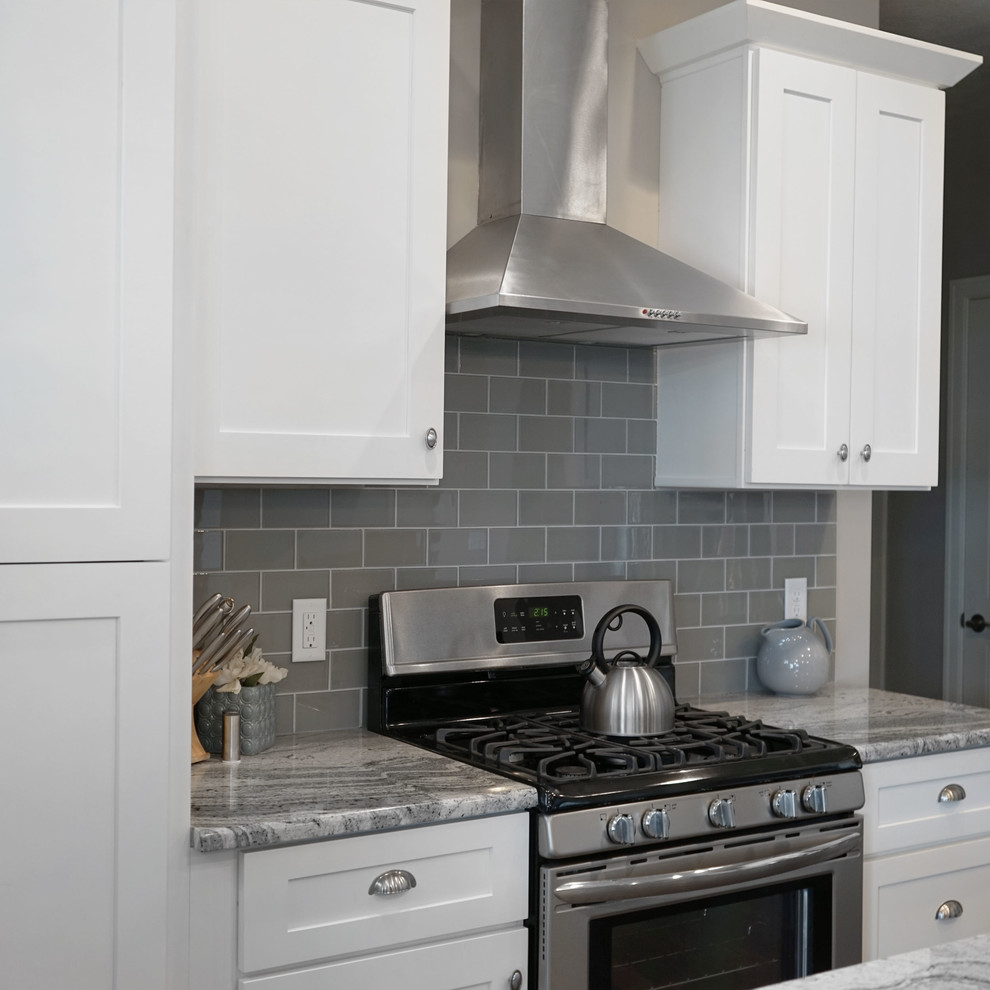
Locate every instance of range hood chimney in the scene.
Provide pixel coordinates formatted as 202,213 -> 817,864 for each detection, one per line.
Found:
446,0 -> 806,347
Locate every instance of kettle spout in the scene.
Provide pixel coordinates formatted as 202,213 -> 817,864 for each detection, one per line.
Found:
578,658 -> 607,688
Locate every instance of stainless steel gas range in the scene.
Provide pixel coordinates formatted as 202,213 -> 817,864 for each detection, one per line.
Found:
367,579 -> 865,990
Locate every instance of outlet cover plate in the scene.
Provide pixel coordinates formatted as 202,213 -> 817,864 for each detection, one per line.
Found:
292,598 -> 326,662
784,578 -> 807,622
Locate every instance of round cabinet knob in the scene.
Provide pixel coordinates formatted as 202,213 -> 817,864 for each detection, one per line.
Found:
708,798 -> 735,829
425,427 -> 438,449
607,813 -> 637,845
771,789 -> 798,819
509,969 -> 524,990
861,443 -> 872,462
838,443 -> 849,462
641,808 -> 670,840
802,783 -> 828,814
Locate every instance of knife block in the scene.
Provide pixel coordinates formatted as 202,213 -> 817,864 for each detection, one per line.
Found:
192,656 -> 220,764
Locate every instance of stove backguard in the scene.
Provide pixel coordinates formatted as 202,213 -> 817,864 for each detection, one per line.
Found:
367,579 -> 678,733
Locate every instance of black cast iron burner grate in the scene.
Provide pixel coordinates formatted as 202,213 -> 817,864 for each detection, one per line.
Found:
433,706 -> 820,784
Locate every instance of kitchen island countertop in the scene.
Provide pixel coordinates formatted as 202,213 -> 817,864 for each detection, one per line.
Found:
190,728 -> 537,853
774,932 -> 990,989
691,685 -> 990,763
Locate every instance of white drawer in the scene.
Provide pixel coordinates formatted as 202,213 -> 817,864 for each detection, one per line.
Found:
238,927 -> 528,989
239,813 -> 529,973
864,835 -> 990,960
861,748 -> 990,855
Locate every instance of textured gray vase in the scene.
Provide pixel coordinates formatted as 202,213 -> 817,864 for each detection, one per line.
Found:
195,682 -> 276,755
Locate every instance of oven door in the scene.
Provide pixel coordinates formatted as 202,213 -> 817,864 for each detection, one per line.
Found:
538,817 -> 862,990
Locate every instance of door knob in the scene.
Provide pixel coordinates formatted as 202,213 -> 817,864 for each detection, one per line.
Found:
962,613 -> 988,633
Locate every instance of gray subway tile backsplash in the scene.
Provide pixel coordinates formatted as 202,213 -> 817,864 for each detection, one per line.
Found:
194,337 -> 838,735
262,488 -> 330,528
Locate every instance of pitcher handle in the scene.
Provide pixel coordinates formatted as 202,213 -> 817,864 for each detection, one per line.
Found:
810,617 -> 834,654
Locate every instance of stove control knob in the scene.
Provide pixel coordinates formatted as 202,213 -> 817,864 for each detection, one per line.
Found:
771,789 -> 799,819
641,808 -> 670,840
606,813 -> 637,845
708,797 -> 735,829
802,783 -> 829,814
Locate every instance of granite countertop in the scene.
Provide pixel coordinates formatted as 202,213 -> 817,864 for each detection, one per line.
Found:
692,685 -> 990,763
774,933 -> 990,989
190,728 -> 537,853
190,686 -> 990,853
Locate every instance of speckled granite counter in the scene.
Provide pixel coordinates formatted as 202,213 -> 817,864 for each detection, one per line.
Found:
191,687 -> 990,853
775,933 -> 990,989
190,728 -> 537,853
692,685 -> 990,763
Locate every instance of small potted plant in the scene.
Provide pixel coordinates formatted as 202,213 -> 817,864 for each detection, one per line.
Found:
195,637 -> 287,755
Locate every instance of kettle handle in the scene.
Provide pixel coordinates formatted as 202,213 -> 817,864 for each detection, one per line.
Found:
810,617 -> 834,654
591,605 -> 663,668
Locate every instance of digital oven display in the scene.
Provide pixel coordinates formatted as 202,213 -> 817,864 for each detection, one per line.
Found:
494,595 -> 583,644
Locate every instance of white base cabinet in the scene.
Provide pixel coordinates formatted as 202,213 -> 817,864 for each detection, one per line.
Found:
860,748 -> 990,960
239,929 -> 528,990
0,563 -> 172,990
191,814 -> 531,990
179,0 -> 449,486
640,1 -> 978,490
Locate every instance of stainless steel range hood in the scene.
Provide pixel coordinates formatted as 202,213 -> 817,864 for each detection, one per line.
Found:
446,0 -> 806,347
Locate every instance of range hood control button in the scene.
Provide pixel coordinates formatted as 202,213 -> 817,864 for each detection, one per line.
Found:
771,789 -> 798,819
606,813 -> 637,845
802,783 -> 828,814
641,808 -> 670,840
708,797 -> 735,829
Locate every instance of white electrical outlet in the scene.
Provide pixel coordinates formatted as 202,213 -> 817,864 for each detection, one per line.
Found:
784,578 -> 807,622
292,598 -> 326,662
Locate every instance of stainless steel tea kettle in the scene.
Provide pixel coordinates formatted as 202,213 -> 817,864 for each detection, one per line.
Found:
577,604 -> 675,737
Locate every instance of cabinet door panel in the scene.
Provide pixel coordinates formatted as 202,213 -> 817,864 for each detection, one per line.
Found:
748,49 -> 856,486
849,74 -> 945,487
0,0 -> 174,561
0,562 -> 171,990
185,0 -> 448,484
864,836 -> 990,960
239,814 -> 528,973
239,927 -> 528,990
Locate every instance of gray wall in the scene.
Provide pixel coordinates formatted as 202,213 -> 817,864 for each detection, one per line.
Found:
194,336 -> 837,735
871,5 -> 990,698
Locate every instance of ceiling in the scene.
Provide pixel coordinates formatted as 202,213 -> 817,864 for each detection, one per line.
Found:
879,0 -> 990,115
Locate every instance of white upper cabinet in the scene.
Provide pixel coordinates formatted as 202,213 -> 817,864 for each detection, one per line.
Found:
640,0 -> 980,490
180,0 -> 449,485
0,0 -> 175,561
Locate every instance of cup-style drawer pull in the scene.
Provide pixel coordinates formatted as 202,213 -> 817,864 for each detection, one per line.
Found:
938,783 -> 967,803
935,899 -> 963,921
368,869 -> 417,896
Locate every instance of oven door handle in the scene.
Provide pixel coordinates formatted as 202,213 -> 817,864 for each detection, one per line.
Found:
553,830 -> 860,906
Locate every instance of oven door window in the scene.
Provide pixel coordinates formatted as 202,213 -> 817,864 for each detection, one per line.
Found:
588,876 -> 831,990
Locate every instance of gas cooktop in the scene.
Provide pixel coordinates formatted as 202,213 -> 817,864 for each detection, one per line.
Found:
392,703 -> 860,812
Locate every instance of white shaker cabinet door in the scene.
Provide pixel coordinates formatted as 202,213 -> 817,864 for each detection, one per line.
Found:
0,0 -> 175,562
182,0 -> 448,485
847,74 -> 945,488
0,562 -> 171,990
747,50 -> 858,487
